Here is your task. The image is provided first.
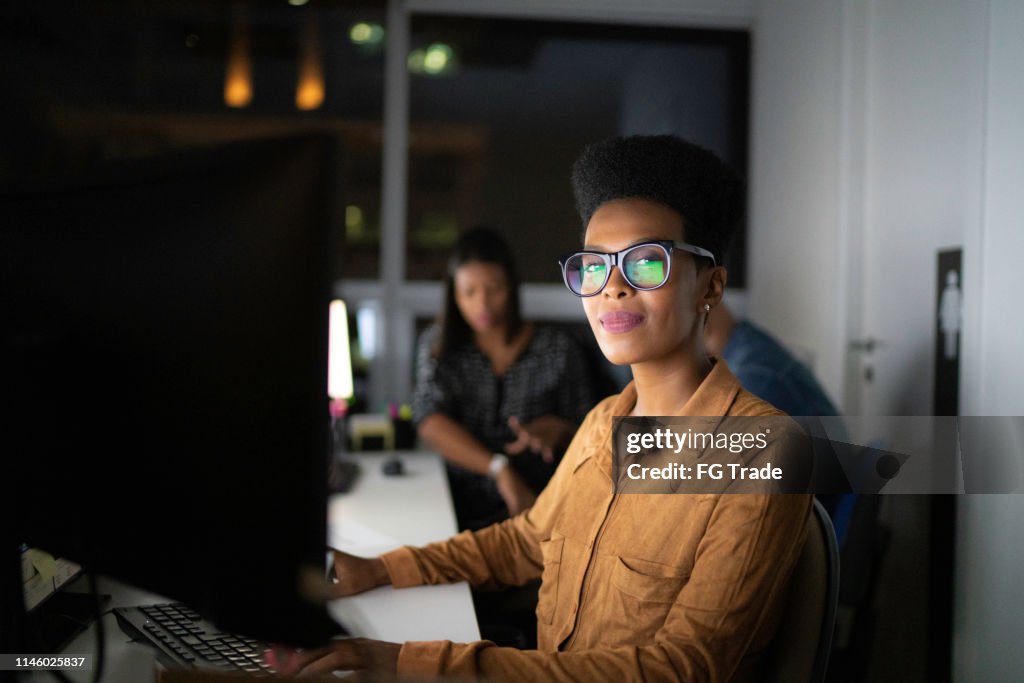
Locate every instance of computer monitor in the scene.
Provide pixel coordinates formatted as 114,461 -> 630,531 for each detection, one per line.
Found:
2,135 -> 344,651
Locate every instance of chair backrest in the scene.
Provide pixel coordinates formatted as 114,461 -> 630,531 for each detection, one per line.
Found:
764,498 -> 840,683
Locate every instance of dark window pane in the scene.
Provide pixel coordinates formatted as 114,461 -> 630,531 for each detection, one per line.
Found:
407,16 -> 749,285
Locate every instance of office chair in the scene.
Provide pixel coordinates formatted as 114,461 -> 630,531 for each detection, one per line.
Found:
763,498 -> 840,683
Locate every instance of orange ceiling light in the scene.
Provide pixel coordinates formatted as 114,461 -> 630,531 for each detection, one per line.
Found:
223,10 -> 252,108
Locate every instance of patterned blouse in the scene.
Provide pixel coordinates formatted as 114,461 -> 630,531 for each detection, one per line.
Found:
412,323 -> 601,529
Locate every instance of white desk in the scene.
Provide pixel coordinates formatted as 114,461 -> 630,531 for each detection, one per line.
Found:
326,451 -> 480,643
30,450 -> 478,682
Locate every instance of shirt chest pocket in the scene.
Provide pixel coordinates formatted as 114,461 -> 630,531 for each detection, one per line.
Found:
536,537 -> 564,625
606,557 -> 689,636
612,557 -> 689,602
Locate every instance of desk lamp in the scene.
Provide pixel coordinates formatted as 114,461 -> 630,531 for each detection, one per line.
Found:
328,299 -> 354,455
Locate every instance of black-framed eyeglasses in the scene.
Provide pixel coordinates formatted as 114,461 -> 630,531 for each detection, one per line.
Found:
558,240 -> 716,297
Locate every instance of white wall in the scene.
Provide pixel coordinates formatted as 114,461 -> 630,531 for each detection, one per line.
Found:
860,0 -> 987,417
964,0 -> 1024,417
748,0 -> 845,401
955,1 -> 1024,680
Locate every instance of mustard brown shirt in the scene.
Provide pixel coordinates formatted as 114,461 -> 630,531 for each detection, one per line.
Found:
381,360 -> 812,682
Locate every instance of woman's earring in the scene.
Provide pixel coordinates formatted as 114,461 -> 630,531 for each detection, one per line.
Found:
703,304 -> 711,313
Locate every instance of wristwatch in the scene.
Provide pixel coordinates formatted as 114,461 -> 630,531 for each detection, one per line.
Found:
489,453 -> 509,478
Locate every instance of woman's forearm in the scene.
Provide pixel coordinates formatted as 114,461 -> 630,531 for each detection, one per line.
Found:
417,413 -> 496,475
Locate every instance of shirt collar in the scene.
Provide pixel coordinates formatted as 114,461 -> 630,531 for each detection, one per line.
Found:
573,358 -> 744,474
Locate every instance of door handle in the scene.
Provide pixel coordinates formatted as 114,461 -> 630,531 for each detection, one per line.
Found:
849,337 -> 884,353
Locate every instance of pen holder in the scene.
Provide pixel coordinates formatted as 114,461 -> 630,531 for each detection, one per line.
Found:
393,418 -> 416,450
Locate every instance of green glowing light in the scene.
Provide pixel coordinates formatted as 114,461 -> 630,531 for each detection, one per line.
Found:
350,22 -> 384,45
423,43 -> 453,74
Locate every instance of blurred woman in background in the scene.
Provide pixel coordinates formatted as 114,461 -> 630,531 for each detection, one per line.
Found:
412,226 -> 600,532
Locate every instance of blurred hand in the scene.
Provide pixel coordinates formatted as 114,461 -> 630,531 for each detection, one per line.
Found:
267,638 -> 400,678
328,550 -> 390,598
505,415 -> 575,463
494,465 -> 536,516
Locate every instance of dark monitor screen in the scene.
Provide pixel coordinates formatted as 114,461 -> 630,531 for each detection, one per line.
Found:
2,135 -> 343,647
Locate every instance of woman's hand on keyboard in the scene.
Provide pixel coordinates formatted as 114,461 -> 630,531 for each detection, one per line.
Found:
327,549 -> 391,597
267,638 -> 400,677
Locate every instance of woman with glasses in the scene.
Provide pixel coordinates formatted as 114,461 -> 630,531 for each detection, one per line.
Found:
412,226 -> 601,532
284,136 -> 813,682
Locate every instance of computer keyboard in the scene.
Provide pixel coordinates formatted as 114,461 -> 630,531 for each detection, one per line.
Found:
113,603 -> 276,675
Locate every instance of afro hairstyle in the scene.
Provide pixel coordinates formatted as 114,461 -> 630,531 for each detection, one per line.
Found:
570,135 -> 744,266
